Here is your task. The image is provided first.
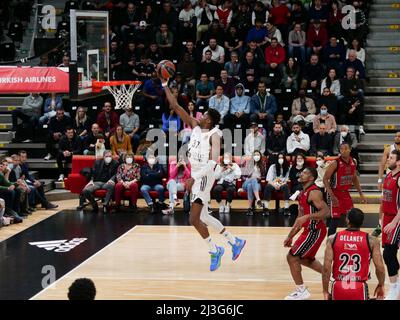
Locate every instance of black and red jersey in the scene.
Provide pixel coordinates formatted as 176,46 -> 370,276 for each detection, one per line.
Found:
298,184 -> 325,231
382,171 -> 400,216
331,156 -> 356,191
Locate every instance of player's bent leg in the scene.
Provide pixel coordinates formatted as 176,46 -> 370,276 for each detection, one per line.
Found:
192,198 -> 225,272
190,200 -> 210,239
383,244 -> 400,300
199,203 -> 247,261
300,258 -> 323,273
285,252 -> 311,300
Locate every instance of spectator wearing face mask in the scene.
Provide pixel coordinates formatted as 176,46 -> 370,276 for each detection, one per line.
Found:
163,156 -> 191,215
315,154 -> 329,190
333,125 -> 359,167
213,153 -> 241,214
140,155 -> 166,214
239,150 -> 267,216
78,150 -> 118,214
312,105 -> 337,135
263,153 -> 291,216
114,153 -> 140,211
317,87 -> 338,119
288,153 -> 306,197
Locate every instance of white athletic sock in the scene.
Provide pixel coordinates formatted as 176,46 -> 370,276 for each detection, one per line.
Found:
205,236 -> 218,254
284,201 -> 289,209
296,284 -> 306,292
223,230 -> 236,246
173,194 -> 177,200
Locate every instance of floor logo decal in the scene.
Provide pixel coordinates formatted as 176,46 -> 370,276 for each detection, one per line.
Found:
29,238 -> 87,252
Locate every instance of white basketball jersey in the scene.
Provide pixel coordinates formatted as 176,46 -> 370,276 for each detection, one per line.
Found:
187,125 -> 221,175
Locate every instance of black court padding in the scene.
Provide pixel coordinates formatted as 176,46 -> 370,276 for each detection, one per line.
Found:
0,208 -> 379,299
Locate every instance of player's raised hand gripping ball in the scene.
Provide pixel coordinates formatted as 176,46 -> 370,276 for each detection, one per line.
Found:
157,60 -> 176,82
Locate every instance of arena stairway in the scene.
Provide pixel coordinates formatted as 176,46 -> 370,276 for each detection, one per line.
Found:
354,0 -> 400,203
0,96 -> 74,201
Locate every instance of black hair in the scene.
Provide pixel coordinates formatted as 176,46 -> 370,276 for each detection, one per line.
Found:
207,108 -> 221,127
391,149 -> 400,162
68,278 -> 96,300
340,142 -> 351,149
275,153 -> 289,177
65,126 -> 74,132
304,167 -> 318,181
326,68 -> 338,89
347,208 -> 364,228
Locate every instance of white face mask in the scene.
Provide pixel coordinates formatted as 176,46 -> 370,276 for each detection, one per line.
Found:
341,131 -> 348,138
148,158 -> 156,165
316,160 -> 324,167
104,156 -> 112,164
126,157 -> 133,164
8,163 -> 13,170
297,160 -> 304,167
253,155 -> 261,162
223,158 -> 231,165
278,158 -> 284,165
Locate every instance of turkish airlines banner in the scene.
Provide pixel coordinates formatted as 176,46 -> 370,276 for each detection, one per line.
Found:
0,67 -> 69,93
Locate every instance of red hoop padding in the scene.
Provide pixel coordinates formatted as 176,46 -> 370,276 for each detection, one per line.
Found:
92,80 -> 142,92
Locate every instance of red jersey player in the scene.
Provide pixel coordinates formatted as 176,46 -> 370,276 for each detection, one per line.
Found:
323,142 -> 366,236
381,149 -> 400,299
284,167 -> 329,300
322,208 -> 385,300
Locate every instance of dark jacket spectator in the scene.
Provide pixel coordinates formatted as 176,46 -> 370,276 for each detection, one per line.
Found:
57,128 -> 82,179
310,124 -> 334,156
266,122 -> 287,161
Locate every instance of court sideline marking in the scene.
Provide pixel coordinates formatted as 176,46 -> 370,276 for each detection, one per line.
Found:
29,225 -> 139,300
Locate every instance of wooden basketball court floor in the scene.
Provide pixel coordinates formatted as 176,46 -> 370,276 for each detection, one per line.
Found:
31,223 -> 383,300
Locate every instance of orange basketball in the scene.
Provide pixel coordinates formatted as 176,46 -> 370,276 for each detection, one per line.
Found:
157,60 -> 176,80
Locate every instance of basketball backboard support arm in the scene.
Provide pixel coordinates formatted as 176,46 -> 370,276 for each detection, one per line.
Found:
69,10 -> 109,99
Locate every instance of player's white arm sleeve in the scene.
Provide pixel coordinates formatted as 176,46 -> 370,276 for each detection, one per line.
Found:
191,160 -> 217,180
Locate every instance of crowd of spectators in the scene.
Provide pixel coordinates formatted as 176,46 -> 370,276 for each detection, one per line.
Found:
4,0 -> 372,217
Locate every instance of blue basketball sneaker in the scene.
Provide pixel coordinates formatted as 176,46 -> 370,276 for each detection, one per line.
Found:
209,246 -> 225,271
231,237 -> 246,261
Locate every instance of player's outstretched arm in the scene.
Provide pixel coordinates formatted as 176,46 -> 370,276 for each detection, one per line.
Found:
378,147 -> 389,190
161,80 -> 199,129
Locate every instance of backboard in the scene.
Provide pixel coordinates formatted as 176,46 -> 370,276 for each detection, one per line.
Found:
70,10 -> 109,97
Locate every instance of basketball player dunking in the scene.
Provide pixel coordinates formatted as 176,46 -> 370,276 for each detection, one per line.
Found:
381,149 -> 400,299
322,208 -> 385,300
161,77 -> 246,272
284,167 -> 329,300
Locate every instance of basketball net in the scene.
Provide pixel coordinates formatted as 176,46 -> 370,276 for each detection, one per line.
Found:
92,81 -> 142,110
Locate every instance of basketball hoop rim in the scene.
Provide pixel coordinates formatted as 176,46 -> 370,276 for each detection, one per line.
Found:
92,80 -> 142,89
